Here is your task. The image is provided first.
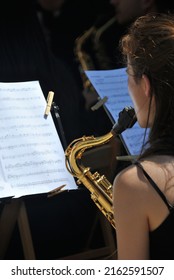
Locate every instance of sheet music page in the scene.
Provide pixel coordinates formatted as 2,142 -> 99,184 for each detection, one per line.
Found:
0,81 -> 77,199
85,68 -> 148,155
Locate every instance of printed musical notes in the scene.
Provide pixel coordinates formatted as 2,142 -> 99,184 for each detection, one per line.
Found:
0,81 -> 77,199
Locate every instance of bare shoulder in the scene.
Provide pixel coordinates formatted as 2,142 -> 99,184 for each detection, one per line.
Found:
113,163 -> 144,190
113,162 -> 151,259
113,162 -> 149,206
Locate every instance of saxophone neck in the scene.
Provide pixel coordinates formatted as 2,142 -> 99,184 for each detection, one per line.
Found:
65,131 -> 114,177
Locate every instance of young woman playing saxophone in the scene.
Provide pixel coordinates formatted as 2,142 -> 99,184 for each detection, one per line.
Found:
113,13 -> 174,260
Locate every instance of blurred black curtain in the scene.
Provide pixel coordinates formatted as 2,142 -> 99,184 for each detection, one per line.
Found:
0,0 -> 112,259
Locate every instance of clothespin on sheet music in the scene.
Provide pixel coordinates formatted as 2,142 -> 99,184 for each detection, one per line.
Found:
91,96 -> 108,111
44,91 -> 54,118
116,155 -> 138,162
47,184 -> 66,198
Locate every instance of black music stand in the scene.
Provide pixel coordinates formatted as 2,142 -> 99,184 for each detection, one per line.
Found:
0,197 -> 35,259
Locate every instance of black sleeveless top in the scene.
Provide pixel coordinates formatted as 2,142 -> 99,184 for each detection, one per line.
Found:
135,161 -> 174,260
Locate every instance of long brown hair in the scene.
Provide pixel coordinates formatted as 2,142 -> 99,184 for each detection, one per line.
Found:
121,13 -> 174,158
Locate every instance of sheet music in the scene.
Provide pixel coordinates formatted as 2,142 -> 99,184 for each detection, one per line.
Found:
0,81 -> 77,199
85,68 -> 148,155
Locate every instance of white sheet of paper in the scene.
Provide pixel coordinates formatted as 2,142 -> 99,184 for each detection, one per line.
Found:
0,81 -> 77,199
85,68 -> 148,155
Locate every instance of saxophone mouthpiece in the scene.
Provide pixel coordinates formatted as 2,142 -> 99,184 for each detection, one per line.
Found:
111,106 -> 137,135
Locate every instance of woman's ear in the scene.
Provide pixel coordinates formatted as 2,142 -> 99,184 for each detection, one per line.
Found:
142,74 -> 151,98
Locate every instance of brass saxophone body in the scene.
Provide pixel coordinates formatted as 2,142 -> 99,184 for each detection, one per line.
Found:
65,107 -> 137,229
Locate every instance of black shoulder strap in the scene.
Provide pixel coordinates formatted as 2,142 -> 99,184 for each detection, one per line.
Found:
134,161 -> 173,211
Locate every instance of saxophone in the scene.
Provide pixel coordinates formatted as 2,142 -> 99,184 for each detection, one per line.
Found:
74,15 -> 117,109
65,107 -> 137,229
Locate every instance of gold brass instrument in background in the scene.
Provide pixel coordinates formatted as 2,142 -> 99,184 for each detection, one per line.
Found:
74,15 -> 117,72
74,15 -> 117,109
65,107 -> 137,229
